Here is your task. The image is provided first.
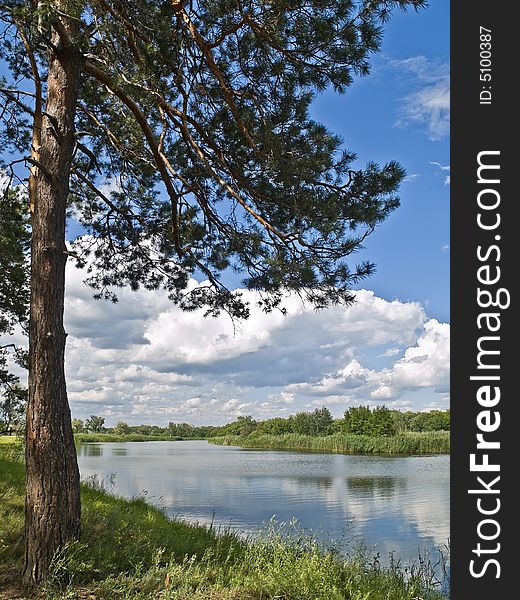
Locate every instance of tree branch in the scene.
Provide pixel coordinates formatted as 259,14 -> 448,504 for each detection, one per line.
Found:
177,4 -> 258,152
83,60 -> 183,254
13,19 -> 43,216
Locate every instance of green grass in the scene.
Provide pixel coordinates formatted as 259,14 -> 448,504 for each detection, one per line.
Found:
0,441 -> 25,567
209,431 -> 450,455
0,441 -> 448,599
0,435 -> 23,444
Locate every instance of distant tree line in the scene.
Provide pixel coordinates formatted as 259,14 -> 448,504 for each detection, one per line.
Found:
72,406 -> 450,439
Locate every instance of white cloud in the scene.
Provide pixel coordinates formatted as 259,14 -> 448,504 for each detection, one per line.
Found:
391,56 -> 450,141
56,263 -> 450,424
287,320 -> 449,405
221,398 -> 252,416
403,173 -> 420,183
378,347 -> 401,358
430,162 -> 450,185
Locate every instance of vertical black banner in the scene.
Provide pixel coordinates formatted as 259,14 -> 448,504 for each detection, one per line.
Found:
451,2 -> 515,599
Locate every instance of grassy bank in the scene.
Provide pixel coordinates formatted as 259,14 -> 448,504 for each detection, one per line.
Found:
0,439 -> 448,599
210,431 -> 450,454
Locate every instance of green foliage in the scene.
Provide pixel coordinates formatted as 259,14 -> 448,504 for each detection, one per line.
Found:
312,406 -> 335,434
236,415 -> 257,437
132,424 -> 167,436
343,405 -> 370,435
369,406 -> 396,435
291,407 -> 334,436
113,421 -> 131,436
148,521 -> 447,600
258,416 -> 294,435
0,185 -> 29,434
84,415 -> 106,433
343,405 -> 396,436
77,485 -> 239,580
75,433 -> 180,443
411,410 -> 451,432
0,185 -> 29,335
0,383 -> 26,435
76,406 -> 449,443
71,418 -> 85,433
0,440 -> 25,565
2,0 -> 426,318
291,411 -> 314,435
391,409 -> 451,433
167,422 -> 197,438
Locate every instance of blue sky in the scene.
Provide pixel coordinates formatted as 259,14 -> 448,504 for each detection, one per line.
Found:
2,2 -> 450,424
312,0 -> 450,323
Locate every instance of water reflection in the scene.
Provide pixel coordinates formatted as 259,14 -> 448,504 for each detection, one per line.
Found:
346,476 -> 407,498
76,440 -> 449,568
284,476 -> 334,492
78,443 -> 103,457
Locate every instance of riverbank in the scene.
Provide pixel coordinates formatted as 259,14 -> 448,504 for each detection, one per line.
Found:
209,431 -> 450,454
0,440 -> 448,599
74,433 -> 183,443
74,430 -> 451,454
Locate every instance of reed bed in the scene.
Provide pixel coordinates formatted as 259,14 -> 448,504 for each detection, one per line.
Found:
210,431 -> 450,455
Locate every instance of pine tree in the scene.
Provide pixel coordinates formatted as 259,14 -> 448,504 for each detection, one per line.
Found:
0,0 -> 426,584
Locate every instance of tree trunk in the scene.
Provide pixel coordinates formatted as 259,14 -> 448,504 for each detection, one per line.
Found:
23,21 -> 83,586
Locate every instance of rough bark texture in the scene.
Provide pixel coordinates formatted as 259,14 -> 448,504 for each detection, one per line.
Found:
23,25 -> 83,586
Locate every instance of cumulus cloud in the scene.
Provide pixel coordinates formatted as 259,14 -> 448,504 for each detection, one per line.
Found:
287,320 -> 449,404
391,56 -> 450,141
56,263 -> 450,424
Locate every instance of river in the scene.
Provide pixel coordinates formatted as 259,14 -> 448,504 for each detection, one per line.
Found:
77,440 -> 449,571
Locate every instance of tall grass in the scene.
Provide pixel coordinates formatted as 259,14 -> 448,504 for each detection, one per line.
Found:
0,443 -> 25,565
210,431 -> 450,454
80,522 -> 448,600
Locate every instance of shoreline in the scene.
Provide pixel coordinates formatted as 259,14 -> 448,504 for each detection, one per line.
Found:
209,431 -> 450,455
64,430 -> 451,456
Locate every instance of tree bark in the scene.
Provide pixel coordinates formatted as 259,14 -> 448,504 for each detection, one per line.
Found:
23,19 -> 83,586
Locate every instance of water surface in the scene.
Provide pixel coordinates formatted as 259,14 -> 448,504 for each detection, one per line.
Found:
77,440 -> 449,567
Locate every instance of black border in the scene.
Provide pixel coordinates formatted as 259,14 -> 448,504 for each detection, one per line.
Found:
451,2 -> 515,597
